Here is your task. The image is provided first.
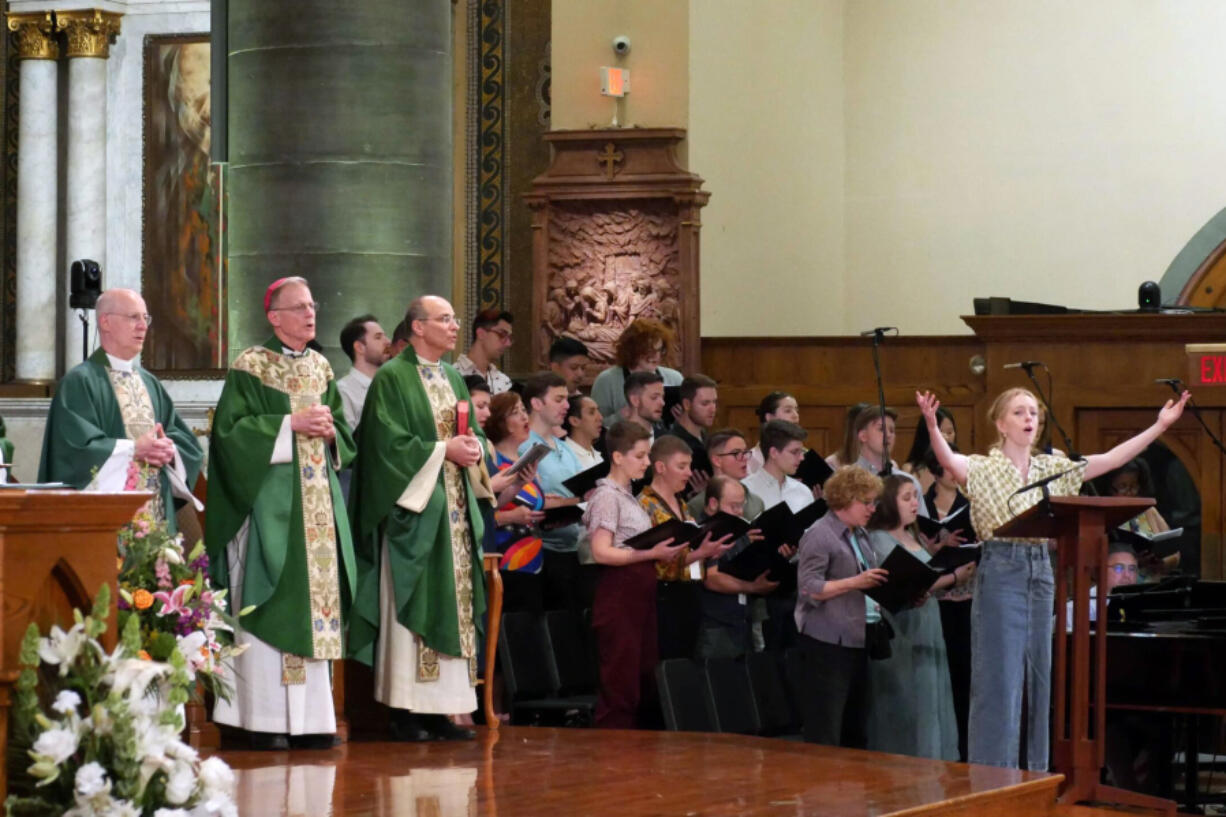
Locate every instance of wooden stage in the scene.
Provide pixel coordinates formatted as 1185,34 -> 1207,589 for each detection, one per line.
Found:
214,726 -> 1065,816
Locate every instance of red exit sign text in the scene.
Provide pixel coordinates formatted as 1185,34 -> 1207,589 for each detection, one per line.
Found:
1187,344 -> 1226,387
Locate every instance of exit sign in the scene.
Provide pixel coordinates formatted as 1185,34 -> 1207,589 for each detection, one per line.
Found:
1187,343 -> 1226,386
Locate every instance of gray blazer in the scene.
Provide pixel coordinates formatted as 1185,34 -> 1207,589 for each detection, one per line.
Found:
793,511 -> 876,648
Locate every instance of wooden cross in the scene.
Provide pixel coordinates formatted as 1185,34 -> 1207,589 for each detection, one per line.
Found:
597,142 -> 624,180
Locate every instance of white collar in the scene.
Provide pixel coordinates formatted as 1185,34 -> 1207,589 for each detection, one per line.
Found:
346,367 -> 373,386
105,353 -> 135,372
282,346 -> 308,359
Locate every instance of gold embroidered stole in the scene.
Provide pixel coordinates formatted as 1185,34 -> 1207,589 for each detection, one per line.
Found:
105,366 -> 165,522
233,347 -> 343,680
416,362 -> 477,684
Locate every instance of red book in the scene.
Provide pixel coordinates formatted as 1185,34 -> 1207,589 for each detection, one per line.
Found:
456,400 -> 469,437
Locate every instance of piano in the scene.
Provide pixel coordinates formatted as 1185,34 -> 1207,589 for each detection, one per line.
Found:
1103,578 -> 1226,809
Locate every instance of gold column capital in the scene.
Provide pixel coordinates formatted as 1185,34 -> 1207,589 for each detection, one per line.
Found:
55,9 -> 122,59
6,12 -> 59,60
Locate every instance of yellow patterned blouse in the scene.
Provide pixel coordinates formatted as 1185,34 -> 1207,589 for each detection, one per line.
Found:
965,448 -> 1086,544
637,484 -> 697,581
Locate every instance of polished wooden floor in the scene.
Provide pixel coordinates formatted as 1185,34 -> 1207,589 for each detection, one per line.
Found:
214,726 -> 1063,817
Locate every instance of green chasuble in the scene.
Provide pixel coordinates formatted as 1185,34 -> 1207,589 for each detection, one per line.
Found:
204,338 -> 357,662
347,346 -> 487,666
38,347 -> 204,533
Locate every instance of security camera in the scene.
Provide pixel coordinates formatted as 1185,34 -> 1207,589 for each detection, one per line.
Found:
612,35 -> 630,56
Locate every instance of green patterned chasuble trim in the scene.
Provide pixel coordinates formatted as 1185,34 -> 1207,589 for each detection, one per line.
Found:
232,346 -> 344,666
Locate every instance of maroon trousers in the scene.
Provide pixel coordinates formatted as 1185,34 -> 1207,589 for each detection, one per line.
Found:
592,561 -> 658,729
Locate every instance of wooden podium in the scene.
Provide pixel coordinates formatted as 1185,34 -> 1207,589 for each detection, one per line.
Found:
997,496 -> 1175,815
0,489 -> 150,799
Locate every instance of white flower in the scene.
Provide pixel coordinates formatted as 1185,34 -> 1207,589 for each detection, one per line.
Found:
106,656 -> 173,699
177,631 -> 209,672
87,704 -> 114,737
155,810 -> 191,817
52,690 -> 82,715
190,796 -> 238,817
74,761 -> 109,797
31,725 -> 79,764
39,624 -> 91,674
196,757 -> 235,798
109,799 -> 141,817
160,545 -> 184,565
164,762 -> 197,805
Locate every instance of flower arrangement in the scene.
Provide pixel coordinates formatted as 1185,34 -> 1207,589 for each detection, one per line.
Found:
115,513 -> 245,703
4,585 -> 238,817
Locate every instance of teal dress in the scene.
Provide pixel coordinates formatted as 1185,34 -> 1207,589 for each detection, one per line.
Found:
864,530 -> 959,760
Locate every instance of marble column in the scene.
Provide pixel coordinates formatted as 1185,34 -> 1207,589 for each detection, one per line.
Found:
56,10 -> 121,368
226,1 -> 453,366
6,13 -> 58,382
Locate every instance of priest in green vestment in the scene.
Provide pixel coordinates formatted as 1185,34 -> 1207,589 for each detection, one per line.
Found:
205,276 -> 357,750
38,288 -> 203,530
348,294 -> 491,741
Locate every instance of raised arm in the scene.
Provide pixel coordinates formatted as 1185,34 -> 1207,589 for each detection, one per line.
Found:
1082,391 -> 1190,481
915,391 -> 969,486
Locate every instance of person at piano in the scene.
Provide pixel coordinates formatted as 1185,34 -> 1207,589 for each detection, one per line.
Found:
1064,542 -> 1138,630
916,385 -> 1190,771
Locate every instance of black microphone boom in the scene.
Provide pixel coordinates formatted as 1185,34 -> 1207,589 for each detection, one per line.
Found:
859,326 -> 898,337
1004,361 -> 1043,370
1154,377 -> 1183,388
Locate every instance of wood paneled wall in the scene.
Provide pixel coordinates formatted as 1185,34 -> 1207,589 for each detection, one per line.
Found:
701,314 -> 1226,577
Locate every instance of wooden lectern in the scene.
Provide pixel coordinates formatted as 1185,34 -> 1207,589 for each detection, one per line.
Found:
997,496 -> 1175,815
0,489 -> 150,799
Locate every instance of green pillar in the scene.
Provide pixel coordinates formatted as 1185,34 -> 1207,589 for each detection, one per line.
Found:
226,1 -> 452,367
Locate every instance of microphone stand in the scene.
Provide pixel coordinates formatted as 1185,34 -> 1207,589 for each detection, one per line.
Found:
1158,380 -> 1226,458
1020,363 -> 1082,461
77,310 -> 90,364
868,328 -> 892,478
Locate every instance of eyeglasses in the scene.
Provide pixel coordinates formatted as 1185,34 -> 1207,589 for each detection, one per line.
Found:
486,327 -> 512,340
1109,564 -> 1139,575
104,312 -> 153,325
713,449 -> 750,460
270,302 -> 319,314
858,498 -> 880,508
424,315 -> 461,327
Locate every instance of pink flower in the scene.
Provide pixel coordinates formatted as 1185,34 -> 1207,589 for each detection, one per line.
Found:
152,584 -> 192,617
154,559 -> 173,590
123,461 -> 141,491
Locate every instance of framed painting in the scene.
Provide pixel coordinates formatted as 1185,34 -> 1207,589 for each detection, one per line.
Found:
141,33 -> 226,376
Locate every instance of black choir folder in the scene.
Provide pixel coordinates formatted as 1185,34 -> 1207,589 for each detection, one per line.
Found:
864,545 -> 943,615
927,544 -> 982,573
915,504 -> 971,541
717,500 -> 827,584
561,459 -> 612,496
539,503 -> 585,531
1113,526 -> 1183,559
624,512 -> 749,551
795,449 -> 835,490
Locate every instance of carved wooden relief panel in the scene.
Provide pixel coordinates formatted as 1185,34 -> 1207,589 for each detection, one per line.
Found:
527,128 -> 708,379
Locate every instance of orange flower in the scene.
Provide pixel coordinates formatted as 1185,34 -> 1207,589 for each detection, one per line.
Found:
139,650 -> 152,661
132,589 -> 154,610
179,579 -> 194,586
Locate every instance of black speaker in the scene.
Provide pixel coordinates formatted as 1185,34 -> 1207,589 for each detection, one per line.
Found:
69,259 -> 102,309
1138,280 -> 1161,312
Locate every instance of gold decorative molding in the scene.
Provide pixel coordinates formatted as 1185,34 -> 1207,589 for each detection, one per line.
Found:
55,9 -> 122,59
7,12 -> 58,61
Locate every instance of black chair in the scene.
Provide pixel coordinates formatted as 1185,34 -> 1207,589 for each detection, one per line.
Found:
545,608 -> 597,696
704,657 -> 761,735
747,650 -> 801,738
498,611 -> 595,726
656,658 -> 716,732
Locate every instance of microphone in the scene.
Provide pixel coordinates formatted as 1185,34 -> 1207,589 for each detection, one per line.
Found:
859,326 -> 898,337
1155,377 -> 1183,387
1003,361 -> 1043,370
1010,465 -> 1084,499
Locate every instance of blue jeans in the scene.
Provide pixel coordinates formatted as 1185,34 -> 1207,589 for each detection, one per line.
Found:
968,541 -> 1054,770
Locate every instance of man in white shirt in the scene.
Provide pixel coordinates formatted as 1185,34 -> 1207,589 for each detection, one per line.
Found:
741,420 -> 814,513
853,405 -> 930,517
336,314 -> 390,430
454,308 -> 513,394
